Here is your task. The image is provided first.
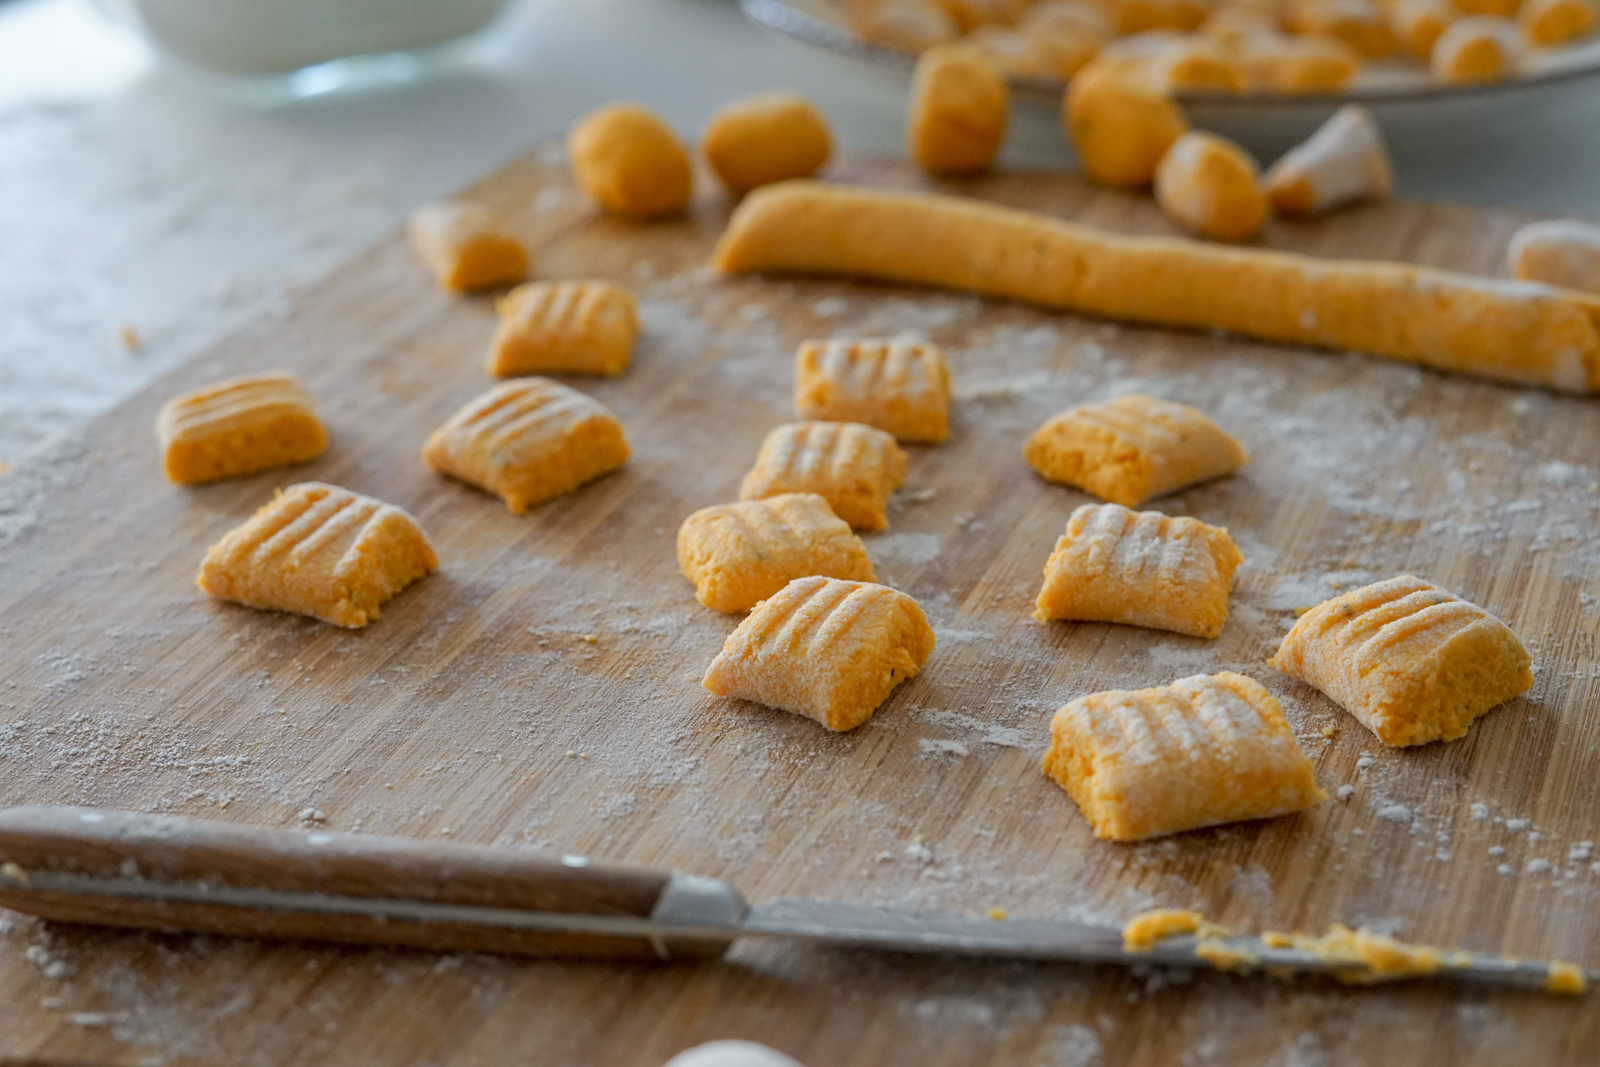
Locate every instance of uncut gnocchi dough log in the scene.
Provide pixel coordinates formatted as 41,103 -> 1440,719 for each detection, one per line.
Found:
712,180 -> 1600,392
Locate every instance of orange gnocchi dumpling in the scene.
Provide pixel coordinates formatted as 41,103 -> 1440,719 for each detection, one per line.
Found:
1264,104 -> 1393,218
677,493 -> 876,613
1024,394 -> 1246,507
406,201 -> 529,293
1034,503 -> 1243,638
794,338 -> 952,443
423,379 -> 629,513
740,421 -> 907,531
1269,575 -> 1533,746
702,576 -> 935,731
1041,672 -> 1327,841
157,372 -> 328,486
197,482 -> 437,629
488,280 -> 638,378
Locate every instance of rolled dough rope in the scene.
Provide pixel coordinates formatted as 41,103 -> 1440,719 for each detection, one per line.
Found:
712,180 -> 1600,392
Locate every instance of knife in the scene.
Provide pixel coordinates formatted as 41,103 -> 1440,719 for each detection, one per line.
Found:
0,807 -> 1588,992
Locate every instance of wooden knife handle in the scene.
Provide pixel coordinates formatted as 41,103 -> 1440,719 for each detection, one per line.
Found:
0,807 -> 746,961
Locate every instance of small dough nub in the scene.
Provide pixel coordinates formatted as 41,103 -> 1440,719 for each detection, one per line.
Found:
907,44 -> 1010,177
197,482 -> 437,629
1509,220 -> 1600,296
1431,16 -> 1522,85
1264,104 -> 1394,218
701,576 -> 935,731
1518,0 -> 1598,45
702,92 -> 832,195
1041,672 -> 1327,841
1034,503 -> 1243,639
740,421 -> 908,531
568,103 -> 693,219
423,379 -> 629,513
1024,394 -> 1247,506
1154,130 -> 1269,241
1064,55 -> 1190,189
662,1041 -> 808,1067
678,493 -> 876,613
158,372 -> 328,486
488,280 -> 638,378
794,338 -> 952,443
1269,574 -> 1533,746
406,201 -> 529,293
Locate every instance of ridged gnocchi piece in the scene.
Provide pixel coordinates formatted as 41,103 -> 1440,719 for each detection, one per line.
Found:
740,421 -> 908,531
701,576 -> 935,731
157,372 -> 328,486
488,280 -> 638,378
406,201 -> 528,293
794,338 -> 952,443
907,44 -> 1010,177
423,379 -> 629,513
677,493 -> 876,614
1431,16 -> 1521,85
1270,575 -> 1533,746
702,93 -> 832,195
1042,672 -> 1327,841
1034,503 -> 1243,638
1509,220 -> 1600,296
197,482 -> 437,629
1154,131 -> 1269,242
1264,105 -> 1394,218
1025,394 -> 1246,507
1519,0 -> 1598,45
567,103 -> 692,219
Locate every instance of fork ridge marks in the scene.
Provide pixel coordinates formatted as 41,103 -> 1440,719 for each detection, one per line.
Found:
1270,574 -> 1534,746
794,338 -> 952,442
423,379 -> 630,514
1024,393 -> 1246,507
739,420 -> 908,531
1042,672 -> 1327,841
488,280 -> 638,378
197,482 -> 438,629
1034,503 -> 1243,638
157,372 -> 328,486
677,493 -> 876,614
702,576 -> 935,732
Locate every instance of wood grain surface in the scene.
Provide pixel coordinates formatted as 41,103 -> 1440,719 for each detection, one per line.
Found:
1,145 -> 1597,1067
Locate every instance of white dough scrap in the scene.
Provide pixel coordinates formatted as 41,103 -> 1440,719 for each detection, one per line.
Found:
1264,105 -> 1394,217
663,1041 -> 808,1067
1509,220 -> 1600,297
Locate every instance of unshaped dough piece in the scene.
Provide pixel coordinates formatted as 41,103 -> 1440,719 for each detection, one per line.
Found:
1452,0 -> 1521,16
1284,0 -> 1398,57
702,92 -> 832,195
663,1041 -> 807,1067
1431,16 -> 1521,85
1065,55 -> 1191,189
1021,0 -> 1117,40
740,421 -> 908,531
907,44 -> 1010,177
1102,0 -> 1211,34
406,201 -> 529,293
568,103 -> 692,219
1146,33 -> 1251,91
1388,0 -> 1458,61
197,482 -> 438,629
1264,104 -> 1394,218
964,24 -> 1101,79
677,493 -> 876,613
936,0 -> 1031,31
1024,394 -> 1247,506
488,280 -> 638,378
1509,219 -> 1600,296
1154,130 -> 1268,241
422,379 -> 629,513
1033,503 -> 1243,638
158,372 -> 328,486
1269,574 -> 1533,746
1041,672 -> 1327,841
701,575 -> 935,731
1519,0 -> 1598,45
848,0 -> 959,51
794,338 -> 952,443
1238,32 -> 1363,92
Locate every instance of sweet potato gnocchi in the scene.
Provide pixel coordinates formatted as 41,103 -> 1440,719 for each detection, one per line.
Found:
907,44 -> 1010,176
406,201 -> 528,293
702,576 -> 935,731
678,493 -> 876,614
1034,503 -> 1243,638
488,280 -> 639,378
197,482 -> 437,629
1041,672 -> 1327,841
702,92 -> 832,194
1024,394 -> 1246,507
1270,575 -> 1533,746
158,372 -> 328,486
794,338 -> 951,443
568,103 -> 692,219
1153,130 -> 1268,242
740,421 -> 908,531
1264,104 -> 1393,218
423,379 -> 629,513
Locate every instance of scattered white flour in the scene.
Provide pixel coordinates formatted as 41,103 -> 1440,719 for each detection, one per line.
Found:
1374,802 -> 1414,825
1505,818 -> 1530,833
1336,785 -> 1355,800
918,738 -> 970,758
865,532 -> 942,566
932,627 -> 994,647
1266,569 -> 1379,611
1527,858 -> 1553,874
1471,803 -> 1490,820
812,296 -> 849,318
1043,1023 -> 1104,1067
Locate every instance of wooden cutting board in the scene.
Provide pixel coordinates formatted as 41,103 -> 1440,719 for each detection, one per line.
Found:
2,145 -> 1597,1067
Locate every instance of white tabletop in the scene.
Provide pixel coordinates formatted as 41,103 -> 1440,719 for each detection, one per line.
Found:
2,0 -> 1599,465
